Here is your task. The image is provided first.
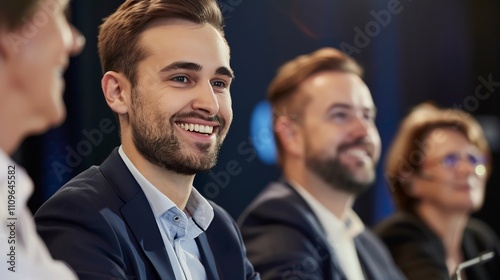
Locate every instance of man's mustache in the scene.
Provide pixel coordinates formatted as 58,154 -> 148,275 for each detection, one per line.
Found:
173,112 -> 225,128
338,138 -> 373,155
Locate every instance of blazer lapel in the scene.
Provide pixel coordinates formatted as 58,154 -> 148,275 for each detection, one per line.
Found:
196,233 -> 220,280
281,180 -> 348,280
101,148 -> 175,279
354,234 -> 381,280
122,196 -> 176,279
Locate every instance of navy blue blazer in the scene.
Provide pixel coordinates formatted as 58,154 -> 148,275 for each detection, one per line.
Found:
35,148 -> 259,280
238,180 -> 405,280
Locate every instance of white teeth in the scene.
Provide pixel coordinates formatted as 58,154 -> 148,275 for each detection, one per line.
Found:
346,149 -> 367,157
177,123 -> 214,134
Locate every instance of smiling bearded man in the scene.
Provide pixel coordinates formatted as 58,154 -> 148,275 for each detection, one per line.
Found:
34,1 -> 259,279
238,47 -> 404,280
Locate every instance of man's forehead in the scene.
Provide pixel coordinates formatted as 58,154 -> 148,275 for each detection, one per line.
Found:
300,73 -> 375,109
139,20 -> 228,52
138,21 -> 230,69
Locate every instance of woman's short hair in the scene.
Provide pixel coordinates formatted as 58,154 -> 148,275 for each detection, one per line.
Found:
385,102 -> 491,211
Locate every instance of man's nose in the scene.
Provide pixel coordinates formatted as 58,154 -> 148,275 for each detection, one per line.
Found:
191,82 -> 220,116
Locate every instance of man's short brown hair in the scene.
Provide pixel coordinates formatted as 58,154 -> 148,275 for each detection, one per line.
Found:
98,0 -> 224,86
267,47 -> 363,164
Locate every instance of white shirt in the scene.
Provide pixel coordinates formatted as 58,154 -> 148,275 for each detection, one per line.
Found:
289,180 -> 366,280
119,146 -> 214,280
0,149 -> 77,279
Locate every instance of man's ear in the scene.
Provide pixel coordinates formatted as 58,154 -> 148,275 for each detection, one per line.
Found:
275,116 -> 304,158
101,71 -> 131,115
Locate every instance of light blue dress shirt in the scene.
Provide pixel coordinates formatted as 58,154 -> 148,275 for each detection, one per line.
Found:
119,147 -> 214,280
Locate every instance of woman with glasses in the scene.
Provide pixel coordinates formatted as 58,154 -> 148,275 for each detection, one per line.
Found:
375,102 -> 500,280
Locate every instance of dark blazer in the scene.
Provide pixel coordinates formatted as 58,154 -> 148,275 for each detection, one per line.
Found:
375,211 -> 500,280
34,148 -> 259,280
238,180 -> 405,280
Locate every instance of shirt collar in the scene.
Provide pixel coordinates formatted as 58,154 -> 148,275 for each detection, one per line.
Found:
288,179 -> 364,238
118,146 -> 214,231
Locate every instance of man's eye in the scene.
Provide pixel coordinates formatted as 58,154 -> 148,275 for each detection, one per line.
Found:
172,76 -> 189,83
211,80 -> 227,88
364,112 -> 376,121
331,112 -> 348,121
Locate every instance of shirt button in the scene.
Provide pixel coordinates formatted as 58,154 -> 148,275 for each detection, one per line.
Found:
173,216 -> 180,222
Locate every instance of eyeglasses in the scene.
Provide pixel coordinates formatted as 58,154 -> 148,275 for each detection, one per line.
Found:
426,152 -> 487,176
442,153 -> 485,168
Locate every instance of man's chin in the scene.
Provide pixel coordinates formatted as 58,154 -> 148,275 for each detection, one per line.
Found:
345,162 -> 374,180
353,173 -> 376,186
347,172 -> 376,194
169,156 -> 218,175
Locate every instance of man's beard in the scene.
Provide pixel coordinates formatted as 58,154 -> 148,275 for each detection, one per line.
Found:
131,96 -> 226,175
305,143 -> 376,195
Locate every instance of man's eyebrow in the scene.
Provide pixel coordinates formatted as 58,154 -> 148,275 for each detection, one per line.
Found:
158,62 -> 234,79
328,103 -> 377,114
327,103 -> 352,111
159,62 -> 202,73
215,67 -> 235,79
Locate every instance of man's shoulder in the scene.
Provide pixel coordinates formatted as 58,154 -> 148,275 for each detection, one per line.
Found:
237,181 -> 324,244
35,164 -> 121,218
63,165 -> 104,187
54,166 -> 112,199
40,149 -> 128,208
240,181 -> 308,216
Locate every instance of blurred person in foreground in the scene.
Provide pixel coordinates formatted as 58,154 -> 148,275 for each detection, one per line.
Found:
34,0 -> 259,279
0,0 -> 84,278
238,47 -> 404,279
375,103 -> 500,280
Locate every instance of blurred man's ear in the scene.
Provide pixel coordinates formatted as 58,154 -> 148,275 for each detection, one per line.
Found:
275,115 -> 304,158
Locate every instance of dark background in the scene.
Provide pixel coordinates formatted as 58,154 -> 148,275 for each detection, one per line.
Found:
17,0 -> 500,234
